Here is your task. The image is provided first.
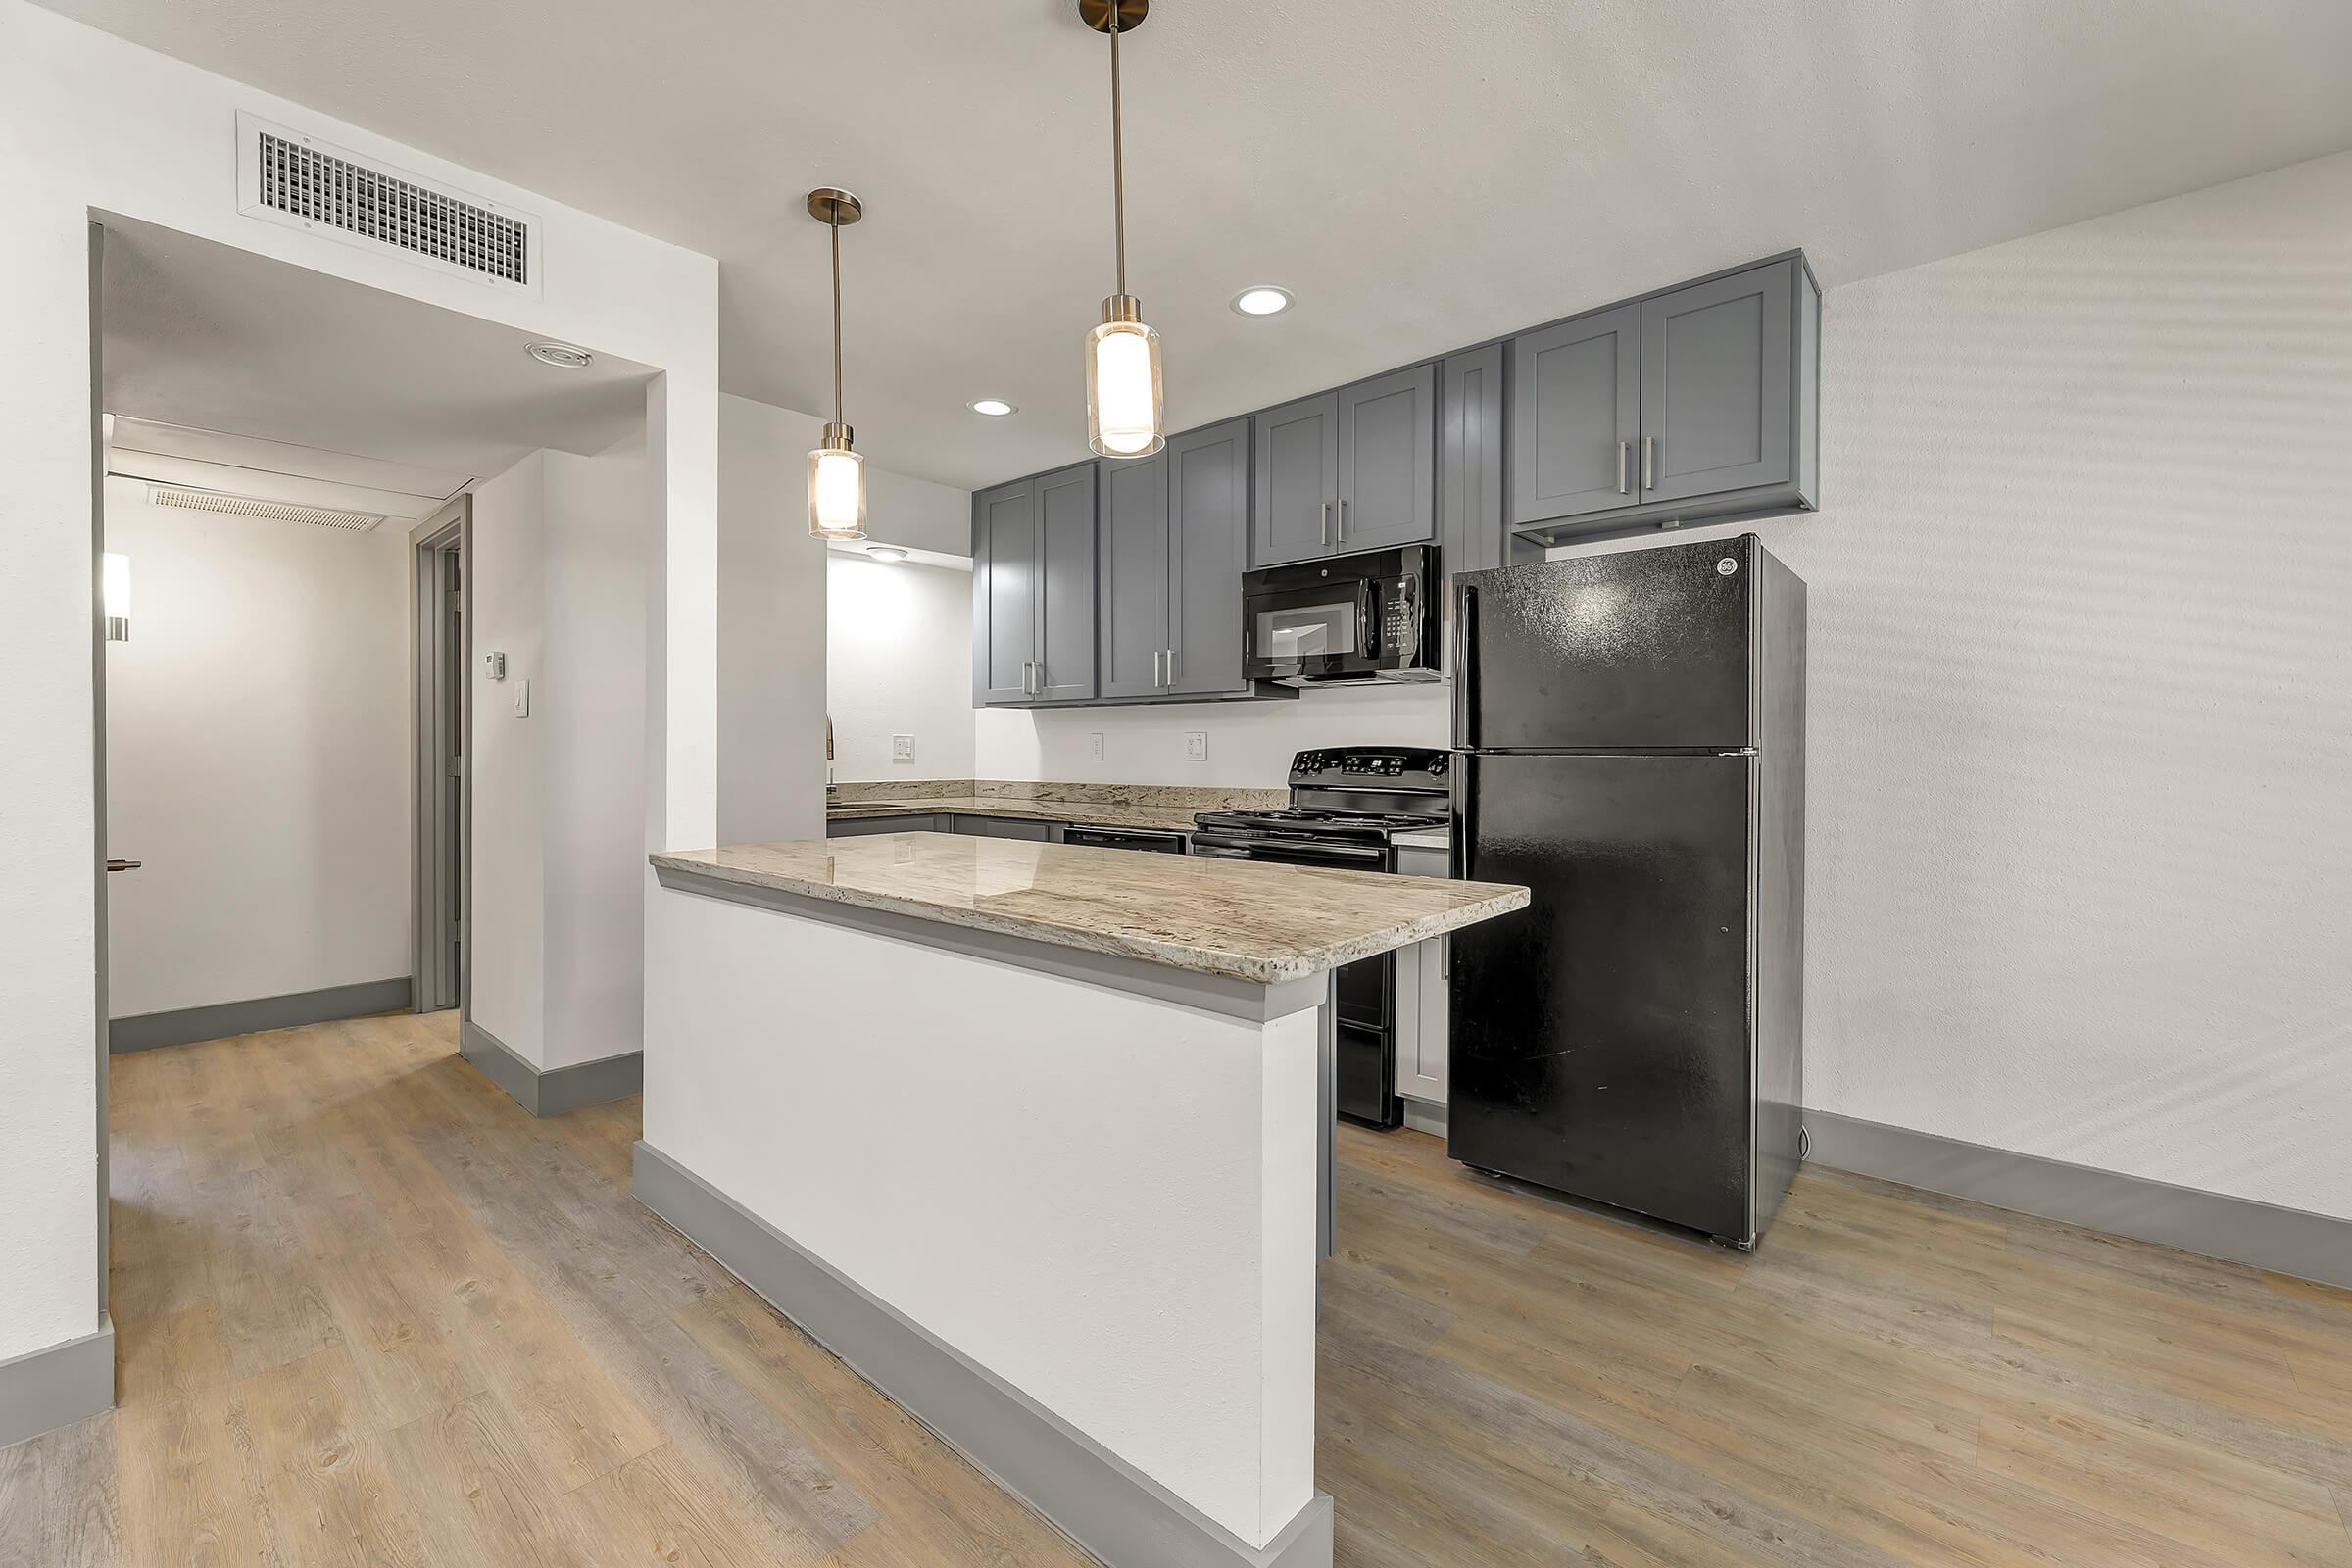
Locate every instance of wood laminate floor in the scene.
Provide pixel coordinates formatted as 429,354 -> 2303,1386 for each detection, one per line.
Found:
3,1011 -> 2347,1566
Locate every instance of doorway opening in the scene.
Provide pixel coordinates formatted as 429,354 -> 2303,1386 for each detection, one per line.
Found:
412,497 -> 470,1017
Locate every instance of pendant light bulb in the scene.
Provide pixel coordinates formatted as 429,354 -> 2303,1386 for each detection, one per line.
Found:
1082,1 -> 1164,460
806,187 -> 869,541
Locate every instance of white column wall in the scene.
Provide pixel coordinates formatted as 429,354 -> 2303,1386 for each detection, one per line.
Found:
644,890 -> 1319,1549
0,0 -> 718,1365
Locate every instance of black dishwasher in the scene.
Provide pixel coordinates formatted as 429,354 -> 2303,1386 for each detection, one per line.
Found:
1061,825 -> 1188,855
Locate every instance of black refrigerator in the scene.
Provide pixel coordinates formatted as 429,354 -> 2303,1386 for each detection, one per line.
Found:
1447,534 -> 1805,1249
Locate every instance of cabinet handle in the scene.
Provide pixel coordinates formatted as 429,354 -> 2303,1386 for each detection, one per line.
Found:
1152,649 -> 1165,687
1320,501 -> 1331,546
1642,435 -> 1657,491
1338,499 -> 1348,543
1616,439 -> 1631,495
1165,647 -> 1178,685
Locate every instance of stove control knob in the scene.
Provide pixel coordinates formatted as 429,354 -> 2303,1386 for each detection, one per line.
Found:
1429,755 -> 1449,776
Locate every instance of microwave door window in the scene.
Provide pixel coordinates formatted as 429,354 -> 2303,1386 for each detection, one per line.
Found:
1258,602 -> 1360,669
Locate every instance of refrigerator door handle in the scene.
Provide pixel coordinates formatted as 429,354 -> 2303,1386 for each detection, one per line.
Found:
1452,585 -> 1480,750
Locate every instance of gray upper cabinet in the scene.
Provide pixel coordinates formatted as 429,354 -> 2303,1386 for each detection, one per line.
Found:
1639,259 -> 1794,506
1095,417 -> 1251,700
1441,344 -> 1506,579
1034,463 -> 1099,702
1509,255 -> 1819,542
1507,303 -> 1640,528
1336,364 -> 1437,554
1164,418 -> 1250,696
1252,368 -> 1435,567
972,477 -> 1039,705
972,464 -> 1097,706
1097,453 -> 1169,701
1250,392 -> 1340,567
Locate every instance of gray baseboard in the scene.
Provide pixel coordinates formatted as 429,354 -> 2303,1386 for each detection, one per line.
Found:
462,1020 -> 643,1118
0,1316 -> 114,1450
632,1141 -> 1332,1568
108,976 -> 414,1054
1803,1109 -> 2352,1290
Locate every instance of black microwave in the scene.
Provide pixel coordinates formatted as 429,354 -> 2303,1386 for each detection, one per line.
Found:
1243,546 -> 1442,686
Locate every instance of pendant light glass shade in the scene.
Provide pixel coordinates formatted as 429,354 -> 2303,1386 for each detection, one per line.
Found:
1087,310 -> 1163,458
806,187 -> 869,541
808,431 -> 867,540
103,551 -> 132,642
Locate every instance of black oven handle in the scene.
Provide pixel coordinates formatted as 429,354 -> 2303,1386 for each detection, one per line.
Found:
1189,835 -> 1390,865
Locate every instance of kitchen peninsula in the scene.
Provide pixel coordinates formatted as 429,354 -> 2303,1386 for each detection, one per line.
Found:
636,831 -> 1526,1568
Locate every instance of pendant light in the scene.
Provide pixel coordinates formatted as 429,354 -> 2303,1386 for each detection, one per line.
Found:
806,186 -> 868,540
1080,0 -> 1164,459
103,552 -> 131,642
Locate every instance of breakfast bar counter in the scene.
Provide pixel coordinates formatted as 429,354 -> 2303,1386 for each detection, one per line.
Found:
637,832 -> 1524,1568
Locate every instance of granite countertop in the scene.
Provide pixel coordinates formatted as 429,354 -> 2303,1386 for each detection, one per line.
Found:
826,796 -> 1209,833
651,832 -> 1528,985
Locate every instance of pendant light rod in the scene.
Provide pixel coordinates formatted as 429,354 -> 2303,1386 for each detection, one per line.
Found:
805,186 -> 864,433
830,209 -> 845,425
1108,13 -> 1126,297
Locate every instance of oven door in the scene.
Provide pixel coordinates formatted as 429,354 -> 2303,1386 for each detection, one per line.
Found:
1245,577 -> 1380,682
1187,832 -> 1402,1128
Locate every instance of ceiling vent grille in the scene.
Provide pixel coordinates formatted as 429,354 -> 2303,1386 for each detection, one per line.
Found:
150,485 -> 387,533
236,112 -> 540,294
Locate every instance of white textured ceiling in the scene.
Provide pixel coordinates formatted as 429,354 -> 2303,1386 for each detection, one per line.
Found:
102,215 -> 657,475
42,0 -> 2352,490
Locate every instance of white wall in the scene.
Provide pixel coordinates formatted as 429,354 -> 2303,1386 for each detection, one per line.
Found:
100,477 -> 412,1018
468,453 -> 549,1062
975,685 -> 1450,789
470,441 -> 651,1073
0,0 -> 720,1365
827,556 -> 976,782
1552,150 -> 2352,1221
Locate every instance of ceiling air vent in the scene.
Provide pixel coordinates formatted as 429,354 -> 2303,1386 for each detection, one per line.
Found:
151,485 -> 386,533
236,112 -> 540,295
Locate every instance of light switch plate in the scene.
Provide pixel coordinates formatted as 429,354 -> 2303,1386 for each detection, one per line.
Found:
892,734 -> 915,761
1088,732 -> 1104,761
513,678 -> 530,718
1184,730 -> 1207,762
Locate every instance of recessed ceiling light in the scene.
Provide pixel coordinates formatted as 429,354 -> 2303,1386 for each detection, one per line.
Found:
967,398 -> 1018,416
1231,286 -> 1294,318
526,341 -> 594,368
863,545 -> 909,563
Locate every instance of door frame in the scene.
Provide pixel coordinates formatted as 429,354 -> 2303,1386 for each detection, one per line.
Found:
409,495 -> 471,1023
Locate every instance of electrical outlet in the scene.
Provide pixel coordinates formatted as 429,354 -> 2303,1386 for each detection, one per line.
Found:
1088,732 -> 1104,761
892,734 -> 915,761
1184,730 -> 1208,762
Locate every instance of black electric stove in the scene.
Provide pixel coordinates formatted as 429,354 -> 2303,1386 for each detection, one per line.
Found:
1193,747 -> 1454,1129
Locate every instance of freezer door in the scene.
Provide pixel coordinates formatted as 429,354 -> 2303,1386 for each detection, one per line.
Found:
1448,752 -> 1754,1240
1453,536 -> 1754,752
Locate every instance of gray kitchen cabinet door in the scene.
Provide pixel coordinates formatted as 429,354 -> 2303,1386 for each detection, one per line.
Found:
1034,463 -> 1099,702
1441,344 -> 1505,578
1097,453 -> 1170,700
1165,418 -> 1250,696
1250,391 -> 1340,567
952,815 -> 1053,841
1394,843 -> 1451,1105
972,478 -> 1039,705
827,814 -> 942,837
1507,302 -> 1640,527
1335,364 -> 1436,553
1638,258 -> 1794,507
